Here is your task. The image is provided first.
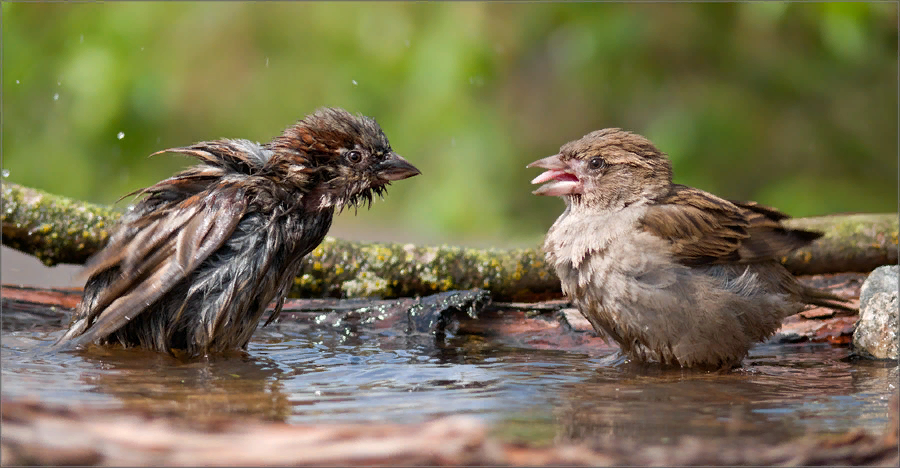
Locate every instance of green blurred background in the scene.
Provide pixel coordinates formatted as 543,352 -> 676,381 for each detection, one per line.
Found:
3,2 -> 897,249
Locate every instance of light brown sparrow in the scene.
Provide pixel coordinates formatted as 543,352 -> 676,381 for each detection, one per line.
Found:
530,128 -> 851,368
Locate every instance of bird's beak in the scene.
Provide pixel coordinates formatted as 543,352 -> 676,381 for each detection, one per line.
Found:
527,154 -> 581,196
375,153 -> 421,181
527,154 -> 567,171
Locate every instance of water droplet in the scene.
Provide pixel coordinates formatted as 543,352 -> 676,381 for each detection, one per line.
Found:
351,80 -> 358,86
117,132 -> 125,140
53,93 -> 59,101
2,169 -> 9,178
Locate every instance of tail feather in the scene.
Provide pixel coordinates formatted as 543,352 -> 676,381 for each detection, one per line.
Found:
802,286 -> 857,313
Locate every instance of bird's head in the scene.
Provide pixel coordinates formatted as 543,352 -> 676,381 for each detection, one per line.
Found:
528,128 -> 673,210
269,107 -> 420,211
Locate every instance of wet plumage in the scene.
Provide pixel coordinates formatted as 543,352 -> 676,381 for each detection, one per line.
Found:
529,128 -> 851,368
55,108 -> 420,356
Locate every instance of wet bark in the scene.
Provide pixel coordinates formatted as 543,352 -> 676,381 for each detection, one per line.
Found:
0,272 -> 867,351
3,182 -> 897,300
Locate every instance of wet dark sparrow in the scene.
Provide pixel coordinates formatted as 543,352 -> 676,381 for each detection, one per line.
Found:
55,107 -> 420,357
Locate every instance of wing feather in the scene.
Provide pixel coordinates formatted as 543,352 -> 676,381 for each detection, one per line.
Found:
64,183 -> 248,348
641,185 -> 821,266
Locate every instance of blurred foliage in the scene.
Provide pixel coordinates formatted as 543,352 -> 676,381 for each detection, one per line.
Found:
2,2 -> 897,249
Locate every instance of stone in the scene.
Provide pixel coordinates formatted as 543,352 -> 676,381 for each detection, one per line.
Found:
852,265 -> 899,359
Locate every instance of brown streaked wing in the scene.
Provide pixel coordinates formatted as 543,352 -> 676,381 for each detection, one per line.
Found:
642,185 -> 823,266
730,200 -> 791,222
641,185 -> 750,266
730,200 -> 823,262
119,167 -> 226,202
67,184 -> 248,348
151,141 -> 261,174
80,195 -> 203,285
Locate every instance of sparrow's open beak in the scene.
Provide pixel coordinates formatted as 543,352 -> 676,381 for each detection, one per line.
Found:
527,154 -> 581,196
376,153 -> 421,181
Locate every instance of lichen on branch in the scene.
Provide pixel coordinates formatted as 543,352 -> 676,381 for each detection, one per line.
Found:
2,181 -> 897,300
2,182 -> 118,266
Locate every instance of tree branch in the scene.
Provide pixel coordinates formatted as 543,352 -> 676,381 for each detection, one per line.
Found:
3,182 -> 897,300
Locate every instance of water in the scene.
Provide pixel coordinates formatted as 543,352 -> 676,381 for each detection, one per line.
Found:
1,304 -> 896,446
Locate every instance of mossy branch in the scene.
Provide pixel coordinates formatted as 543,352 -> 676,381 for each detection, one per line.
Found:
781,214 -> 899,275
2,182 -> 118,266
291,237 -> 554,300
2,182 -> 897,300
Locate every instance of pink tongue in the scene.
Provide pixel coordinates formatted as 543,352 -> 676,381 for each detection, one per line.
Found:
531,170 -> 576,185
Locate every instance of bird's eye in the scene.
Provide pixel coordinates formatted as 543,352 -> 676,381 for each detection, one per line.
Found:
346,150 -> 362,163
589,157 -> 606,170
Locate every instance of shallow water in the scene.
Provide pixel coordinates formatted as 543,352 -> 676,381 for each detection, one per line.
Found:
2,306 -> 896,446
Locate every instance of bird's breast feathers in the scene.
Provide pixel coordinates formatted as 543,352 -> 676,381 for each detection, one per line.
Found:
544,204 -> 677,289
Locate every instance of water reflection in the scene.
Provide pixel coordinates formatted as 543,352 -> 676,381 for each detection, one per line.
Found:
1,307 -> 896,446
555,343 -> 897,445
76,347 -> 292,423
2,331 -> 291,423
